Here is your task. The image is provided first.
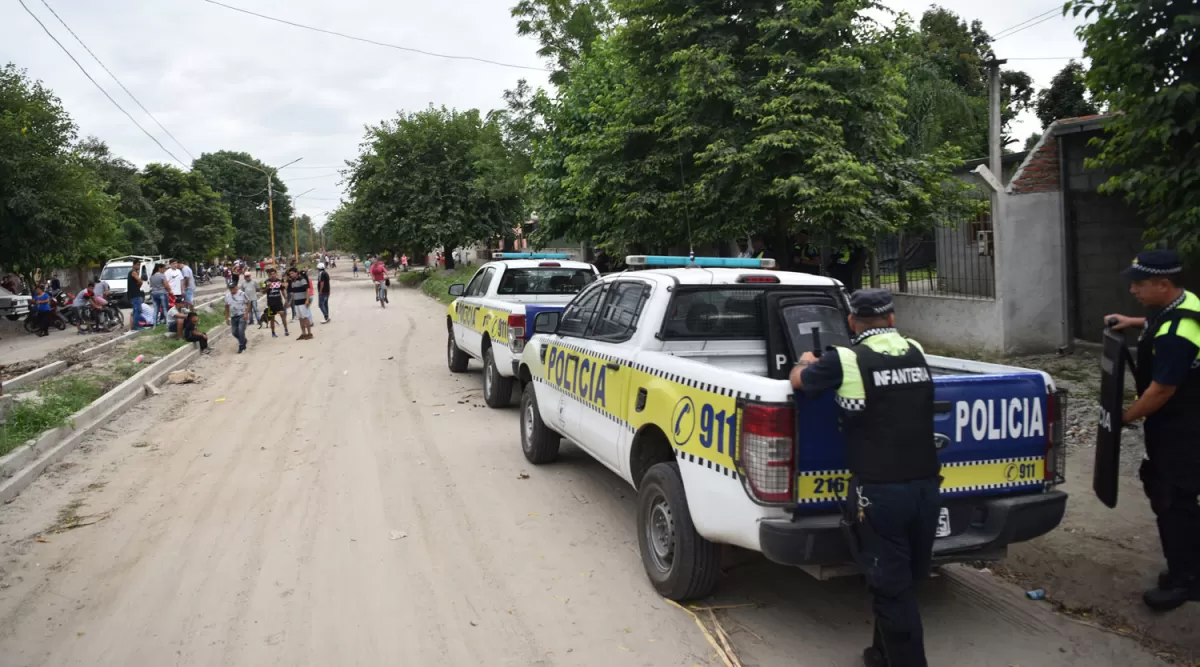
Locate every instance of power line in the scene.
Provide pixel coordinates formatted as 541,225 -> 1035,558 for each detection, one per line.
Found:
16,0 -> 188,167
993,13 -> 1062,41
39,0 -> 196,162
201,0 -> 546,73
991,5 -> 1063,40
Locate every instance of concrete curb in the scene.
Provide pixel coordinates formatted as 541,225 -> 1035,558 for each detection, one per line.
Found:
78,331 -> 138,361
4,361 -> 69,392
0,322 -> 234,504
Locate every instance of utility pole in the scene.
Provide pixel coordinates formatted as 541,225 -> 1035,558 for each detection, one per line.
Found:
290,188 -> 315,265
986,58 -> 1006,183
229,157 -> 302,268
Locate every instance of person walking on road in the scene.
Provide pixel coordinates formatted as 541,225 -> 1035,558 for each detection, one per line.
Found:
149,263 -> 169,325
1106,249 -> 1200,611
791,289 -> 940,667
224,282 -> 250,354
287,267 -> 314,340
128,260 -> 145,331
353,260 -> 359,278
262,268 -> 289,338
317,262 -> 331,323
241,271 -> 259,326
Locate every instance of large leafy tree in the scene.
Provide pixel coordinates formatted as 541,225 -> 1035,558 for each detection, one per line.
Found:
512,0 -> 612,84
1067,0 -> 1198,252
1035,60 -> 1098,129
192,151 -> 294,260
0,64 -> 122,285
527,0 -> 974,262
139,163 -> 234,261
342,106 -> 524,269
76,137 -> 159,253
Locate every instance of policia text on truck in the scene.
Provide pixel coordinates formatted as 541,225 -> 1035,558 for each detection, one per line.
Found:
791,289 -> 939,667
1105,249 -> 1200,612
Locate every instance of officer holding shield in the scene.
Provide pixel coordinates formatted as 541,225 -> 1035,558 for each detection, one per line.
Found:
790,289 -> 940,667
1106,249 -> 1200,611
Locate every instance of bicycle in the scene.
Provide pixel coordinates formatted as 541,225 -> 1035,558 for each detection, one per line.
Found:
376,280 -> 389,308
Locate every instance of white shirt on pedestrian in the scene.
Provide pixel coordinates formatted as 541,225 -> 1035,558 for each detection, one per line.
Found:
224,290 -> 250,317
165,267 -> 183,295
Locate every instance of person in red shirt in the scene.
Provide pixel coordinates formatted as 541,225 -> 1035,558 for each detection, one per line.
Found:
369,259 -> 388,303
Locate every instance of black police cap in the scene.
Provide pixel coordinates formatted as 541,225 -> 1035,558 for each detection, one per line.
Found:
1121,249 -> 1183,281
850,288 -> 895,317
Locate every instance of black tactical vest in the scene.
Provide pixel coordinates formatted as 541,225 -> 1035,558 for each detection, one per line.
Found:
841,341 -> 940,483
1135,307 -> 1200,429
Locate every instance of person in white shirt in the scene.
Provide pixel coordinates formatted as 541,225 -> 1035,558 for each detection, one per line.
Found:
165,260 -> 184,305
180,262 -> 195,305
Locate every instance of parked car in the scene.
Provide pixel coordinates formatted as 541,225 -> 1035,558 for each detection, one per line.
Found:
0,286 -> 31,321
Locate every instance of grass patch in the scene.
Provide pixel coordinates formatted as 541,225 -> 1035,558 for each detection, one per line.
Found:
396,269 -> 431,288
421,265 -> 479,304
126,307 -> 227,361
0,377 -> 109,457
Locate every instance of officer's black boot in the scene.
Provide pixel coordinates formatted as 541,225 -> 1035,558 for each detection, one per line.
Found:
862,646 -> 887,667
1143,573 -> 1196,611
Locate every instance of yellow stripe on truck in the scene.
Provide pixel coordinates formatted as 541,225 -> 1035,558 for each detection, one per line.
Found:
449,300 -> 512,347
796,457 -> 1045,504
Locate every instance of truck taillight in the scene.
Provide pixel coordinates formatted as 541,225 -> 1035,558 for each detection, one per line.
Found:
1045,389 -> 1067,484
508,314 -> 526,353
738,402 -> 795,505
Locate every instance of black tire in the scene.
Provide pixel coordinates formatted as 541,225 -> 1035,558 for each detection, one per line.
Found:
636,462 -> 721,601
447,331 -> 469,373
54,315 -> 66,330
23,316 -> 37,334
482,347 -> 514,408
520,382 -> 559,464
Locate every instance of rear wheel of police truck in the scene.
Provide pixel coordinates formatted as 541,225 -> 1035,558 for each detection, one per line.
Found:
637,462 -> 721,601
520,383 -> 559,464
483,347 -> 514,408
447,330 -> 469,373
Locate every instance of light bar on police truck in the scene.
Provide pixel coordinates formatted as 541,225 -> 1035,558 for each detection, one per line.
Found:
625,255 -> 777,269
491,252 -> 570,260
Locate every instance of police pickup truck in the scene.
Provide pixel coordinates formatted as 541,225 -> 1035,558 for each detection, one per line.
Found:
447,253 -> 599,408
516,255 -> 1067,600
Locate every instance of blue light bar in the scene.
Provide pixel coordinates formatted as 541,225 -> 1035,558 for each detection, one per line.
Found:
625,255 -> 777,269
492,252 -> 571,260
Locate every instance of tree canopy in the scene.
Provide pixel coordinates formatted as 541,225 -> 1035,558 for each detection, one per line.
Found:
192,151 -> 294,259
1035,60 -> 1099,129
1068,0 -> 1200,253
139,163 -> 234,261
338,106 -> 525,268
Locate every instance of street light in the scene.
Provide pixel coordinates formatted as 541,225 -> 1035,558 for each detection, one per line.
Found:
289,188 -> 315,265
229,157 -> 302,265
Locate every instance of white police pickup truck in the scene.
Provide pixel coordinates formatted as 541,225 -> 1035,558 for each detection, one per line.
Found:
447,253 -> 599,408
516,255 -> 1068,600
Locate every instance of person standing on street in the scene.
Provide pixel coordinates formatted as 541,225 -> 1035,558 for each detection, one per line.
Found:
241,271 -> 259,327
262,268 -> 289,338
1106,249 -> 1200,611
791,289 -> 940,667
165,260 -> 184,308
32,285 -> 52,337
149,263 -> 169,325
128,260 -> 145,331
286,267 -> 314,340
180,260 -> 195,305
353,260 -> 359,278
223,281 -> 250,354
317,262 -> 331,323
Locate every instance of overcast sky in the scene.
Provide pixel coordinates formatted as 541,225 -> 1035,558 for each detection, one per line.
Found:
3,0 -> 1087,227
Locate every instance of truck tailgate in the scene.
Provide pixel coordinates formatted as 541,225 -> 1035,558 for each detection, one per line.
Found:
793,372 -> 1051,510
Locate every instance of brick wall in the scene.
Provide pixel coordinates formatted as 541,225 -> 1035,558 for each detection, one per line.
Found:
1009,137 -> 1060,194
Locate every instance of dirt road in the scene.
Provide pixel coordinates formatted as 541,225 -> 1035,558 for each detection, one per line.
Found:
0,269 -> 1172,666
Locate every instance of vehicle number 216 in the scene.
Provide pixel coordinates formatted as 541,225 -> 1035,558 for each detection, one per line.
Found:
812,476 -> 848,496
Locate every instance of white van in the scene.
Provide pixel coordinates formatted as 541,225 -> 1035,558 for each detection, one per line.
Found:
99,255 -> 162,305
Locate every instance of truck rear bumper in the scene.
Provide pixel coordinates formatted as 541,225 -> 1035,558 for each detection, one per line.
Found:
759,490 -> 1068,567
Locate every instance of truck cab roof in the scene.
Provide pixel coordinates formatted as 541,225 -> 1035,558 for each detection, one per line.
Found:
619,267 -> 841,288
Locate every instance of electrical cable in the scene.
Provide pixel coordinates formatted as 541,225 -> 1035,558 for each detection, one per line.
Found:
201,0 -> 545,72
16,0 -> 188,167
991,5 -> 1064,41
39,0 -> 196,161
992,13 -> 1062,42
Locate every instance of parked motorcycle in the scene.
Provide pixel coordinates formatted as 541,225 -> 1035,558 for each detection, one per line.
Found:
22,302 -> 67,334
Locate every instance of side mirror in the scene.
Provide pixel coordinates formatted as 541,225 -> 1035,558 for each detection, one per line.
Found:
533,311 -> 560,335
448,283 -> 465,297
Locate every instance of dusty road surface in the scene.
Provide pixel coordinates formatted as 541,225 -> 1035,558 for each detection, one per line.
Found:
0,268 -> 1173,666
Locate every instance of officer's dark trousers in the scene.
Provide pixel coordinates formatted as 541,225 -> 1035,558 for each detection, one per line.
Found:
851,477 -> 941,667
1140,458 -> 1200,583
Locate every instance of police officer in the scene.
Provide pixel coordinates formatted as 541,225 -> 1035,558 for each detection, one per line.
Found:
791,230 -> 821,274
790,289 -> 940,667
1106,249 -> 1200,611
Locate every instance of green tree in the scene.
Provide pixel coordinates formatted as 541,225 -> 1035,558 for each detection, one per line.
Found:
191,151 -> 294,260
0,64 -> 122,285
139,163 -> 234,261
1024,132 -> 1043,151
76,137 -> 159,253
1035,60 -> 1098,129
512,0 -> 612,84
1067,0 -> 1199,253
342,106 -> 524,269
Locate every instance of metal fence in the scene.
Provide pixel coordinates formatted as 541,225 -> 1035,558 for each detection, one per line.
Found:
862,200 -> 996,300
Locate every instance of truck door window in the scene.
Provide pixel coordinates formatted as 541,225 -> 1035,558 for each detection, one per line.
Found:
557,283 -> 605,338
590,281 -> 649,342
781,304 -> 852,356
465,267 -> 494,297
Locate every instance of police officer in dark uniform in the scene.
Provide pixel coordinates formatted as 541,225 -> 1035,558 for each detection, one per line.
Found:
1106,249 -> 1200,611
791,230 -> 821,274
790,289 -> 940,667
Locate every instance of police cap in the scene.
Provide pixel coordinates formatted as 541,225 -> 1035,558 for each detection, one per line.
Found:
1121,249 -> 1183,281
849,288 -> 895,317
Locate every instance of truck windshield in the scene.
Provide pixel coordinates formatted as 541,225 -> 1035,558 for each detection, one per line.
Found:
495,268 -> 595,295
101,266 -> 130,281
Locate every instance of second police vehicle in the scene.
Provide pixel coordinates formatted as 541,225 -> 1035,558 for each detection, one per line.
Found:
447,253 -> 600,407
517,255 -> 1069,600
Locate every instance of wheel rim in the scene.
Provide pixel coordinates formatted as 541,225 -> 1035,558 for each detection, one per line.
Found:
523,400 -> 535,452
645,492 -> 676,573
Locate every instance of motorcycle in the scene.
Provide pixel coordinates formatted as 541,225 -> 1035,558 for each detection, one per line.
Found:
22,300 -> 68,334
